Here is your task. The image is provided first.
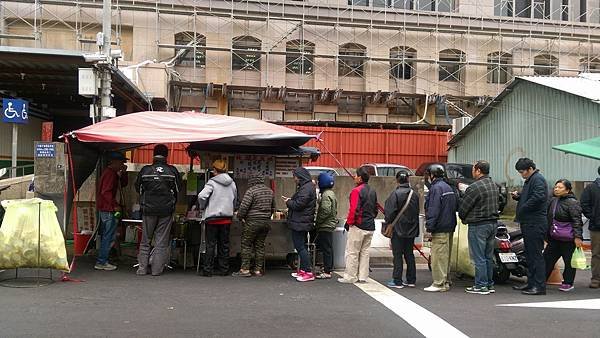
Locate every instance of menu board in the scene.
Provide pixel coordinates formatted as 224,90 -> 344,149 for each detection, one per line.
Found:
275,158 -> 300,178
234,155 -> 275,179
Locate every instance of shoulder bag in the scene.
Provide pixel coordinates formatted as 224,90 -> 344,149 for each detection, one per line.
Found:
382,189 -> 414,239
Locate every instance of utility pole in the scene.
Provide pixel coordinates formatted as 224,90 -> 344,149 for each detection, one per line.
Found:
99,0 -> 113,121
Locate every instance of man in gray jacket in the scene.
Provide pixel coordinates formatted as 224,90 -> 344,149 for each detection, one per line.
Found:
197,159 -> 238,277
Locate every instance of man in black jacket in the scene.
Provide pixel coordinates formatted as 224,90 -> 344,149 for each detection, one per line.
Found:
384,170 -> 420,288
581,166 -> 600,288
458,161 -> 499,295
511,158 -> 549,295
135,144 -> 182,276
284,167 -> 317,282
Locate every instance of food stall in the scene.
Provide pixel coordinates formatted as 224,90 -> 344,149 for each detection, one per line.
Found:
63,111 -> 318,268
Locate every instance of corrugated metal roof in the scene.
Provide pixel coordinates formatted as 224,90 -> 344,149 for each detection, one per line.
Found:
518,75 -> 600,102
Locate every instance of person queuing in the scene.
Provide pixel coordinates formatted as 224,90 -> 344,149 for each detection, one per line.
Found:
314,172 -> 338,280
284,167 -> 317,282
233,174 -> 275,278
511,158 -> 549,296
135,144 -> 182,276
423,164 -> 457,292
543,179 -> 583,292
338,166 -> 378,284
197,159 -> 238,277
581,166 -> 600,289
458,161 -> 499,295
95,151 -> 128,271
384,170 -> 420,289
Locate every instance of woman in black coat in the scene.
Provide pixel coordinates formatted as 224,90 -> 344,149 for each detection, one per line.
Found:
543,179 -> 584,292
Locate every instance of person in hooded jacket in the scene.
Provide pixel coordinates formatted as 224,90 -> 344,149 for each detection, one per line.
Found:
543,179 -> 584,292
581,166 -> 600,289
284,167 -> 317,282
232,174 -> 275,277
384,170 -> 420,289
135,144 -> 182,276
314,172 -> 338,279
197,159 -> 238,277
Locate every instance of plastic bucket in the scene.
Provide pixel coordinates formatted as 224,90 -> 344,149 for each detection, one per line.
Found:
73,232 -> 92,256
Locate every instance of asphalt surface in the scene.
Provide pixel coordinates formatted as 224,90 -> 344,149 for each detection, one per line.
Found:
1,256 -> 598,338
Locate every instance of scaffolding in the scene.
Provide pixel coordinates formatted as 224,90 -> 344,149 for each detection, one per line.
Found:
2,0 -> 600,119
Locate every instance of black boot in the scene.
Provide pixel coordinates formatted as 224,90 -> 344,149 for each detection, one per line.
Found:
522,287 -> 546,295
512,284 -> 530,291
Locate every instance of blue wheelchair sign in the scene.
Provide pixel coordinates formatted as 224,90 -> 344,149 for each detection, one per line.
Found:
2,99 -> 29,124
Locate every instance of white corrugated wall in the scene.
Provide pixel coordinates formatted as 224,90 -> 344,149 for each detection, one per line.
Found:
450,81 -> 600,186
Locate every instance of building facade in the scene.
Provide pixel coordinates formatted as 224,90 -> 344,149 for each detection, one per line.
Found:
2,0 -> 600,124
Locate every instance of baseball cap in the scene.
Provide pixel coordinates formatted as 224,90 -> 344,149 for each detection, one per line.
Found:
107,151 -> 128,162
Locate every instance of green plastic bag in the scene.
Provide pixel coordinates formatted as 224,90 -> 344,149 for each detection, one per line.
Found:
0,198 -> 69,271
571,247 -> 587,270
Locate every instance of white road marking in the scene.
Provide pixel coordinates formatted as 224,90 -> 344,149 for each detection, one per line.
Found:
497,298 -> 600,310
341,275 -> 469,338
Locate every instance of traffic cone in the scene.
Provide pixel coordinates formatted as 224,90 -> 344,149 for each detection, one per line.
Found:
546,263 -> 563,285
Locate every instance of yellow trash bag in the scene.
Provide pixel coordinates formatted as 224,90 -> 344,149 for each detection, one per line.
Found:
0,198 -> 69,271
450,217 -> 475,277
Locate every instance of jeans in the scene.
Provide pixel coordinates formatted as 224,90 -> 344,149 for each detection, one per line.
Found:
316,231 -> 334,273
97,211 -> 117,265
292,230 -> 312,272
521,224 -> 547,289
431,232 -> 453,287
204,223 -> 230,274
391,232 -> 416,284
544,238 -> 576,285
468,223 -> 497,288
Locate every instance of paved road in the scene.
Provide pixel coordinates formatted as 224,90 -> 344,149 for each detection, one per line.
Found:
1,256 -> 598,338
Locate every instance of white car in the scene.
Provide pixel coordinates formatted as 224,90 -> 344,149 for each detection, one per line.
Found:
304,166 -> 339,177
361,163 -> 414,177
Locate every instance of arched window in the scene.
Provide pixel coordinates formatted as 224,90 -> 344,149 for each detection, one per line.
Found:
286,40 -> 315,75
390,46 -> 416,80
232,36 -> 262,71
579,57 -> 600,72
339,43 -> 367,77
487,52 -> 512,84
439,49 -> 465,82
533,54 -> 558,76
174,32 -> 206,67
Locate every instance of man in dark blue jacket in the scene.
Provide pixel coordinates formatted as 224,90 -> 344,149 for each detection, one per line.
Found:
424,164 -> 458,292
511,158 -> 549,295
581,166 -> 600,289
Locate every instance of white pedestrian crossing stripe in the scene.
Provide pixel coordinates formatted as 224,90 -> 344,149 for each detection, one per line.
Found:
497,298 -> 600,310
340,274 -> 469,338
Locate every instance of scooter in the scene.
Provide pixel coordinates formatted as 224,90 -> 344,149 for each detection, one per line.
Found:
493,224 -> 527,283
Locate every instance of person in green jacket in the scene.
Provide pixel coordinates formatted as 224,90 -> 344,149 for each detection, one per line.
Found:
315,172 -> 338,279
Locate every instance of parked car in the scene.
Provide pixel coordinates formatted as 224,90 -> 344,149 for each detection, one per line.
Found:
415,162 -> 508,213
361,163 -> 414,177
304,166 -> 339,177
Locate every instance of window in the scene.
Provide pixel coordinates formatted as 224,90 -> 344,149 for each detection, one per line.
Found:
494,0 -> 514,16
515,0 -> 532,18
416,0 -> 436,10
580,57 -> 600,72
348,0 -> 369,5
373,0 -> 388,6
391,0 -> 414,8
174,32 -> 206,67
339,43 -> 367,78
487,52 -> 512,84
286,40 -> 315,75
533,54 -> 559,75
437,0 -> 456,11
390,46 -> 416,80
533,0 -> 550,19
439,49 -> 465,82
232,36 -> 262,71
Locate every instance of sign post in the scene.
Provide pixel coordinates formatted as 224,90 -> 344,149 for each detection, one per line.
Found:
2,98 -> 29,177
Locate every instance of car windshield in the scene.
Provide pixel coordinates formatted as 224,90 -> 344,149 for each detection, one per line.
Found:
446,164 -> 473,180
307,169 -> 336,177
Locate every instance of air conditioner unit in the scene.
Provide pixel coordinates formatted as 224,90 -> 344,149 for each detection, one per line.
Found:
452,117 -> 472,135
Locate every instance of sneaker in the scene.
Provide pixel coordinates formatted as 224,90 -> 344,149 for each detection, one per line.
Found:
590,280 -> 600,289
559,283 -> 574,292
136,267 -> 148,276
488,285 -> 496,293
94,263 -> 117,271
424,285 -> 447,292
297,272 -> 315,282
291,270 -> 306,278
387,280 -> 405,289
337,278 -> 357,284
315,272 -> 332,279
232,271 -> 252,277
465,286 -> 491,295
403,282 -> 416,288
357,280 -> 368,284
